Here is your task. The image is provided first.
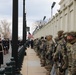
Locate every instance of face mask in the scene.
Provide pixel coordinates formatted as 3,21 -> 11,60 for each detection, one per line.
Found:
67,36 -> 73,40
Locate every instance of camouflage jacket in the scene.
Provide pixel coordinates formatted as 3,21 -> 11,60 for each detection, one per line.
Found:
46,40 -> 54,53
71,43 -> 76,67
54,38 -> 68,69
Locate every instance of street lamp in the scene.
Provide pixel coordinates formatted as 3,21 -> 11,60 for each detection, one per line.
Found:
12,0 -> 18,68
23,0 -> 26,44
43,16 -> 46,21
51,2 -> 56,17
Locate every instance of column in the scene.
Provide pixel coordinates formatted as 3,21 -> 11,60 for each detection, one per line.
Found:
73,0 -> 76,31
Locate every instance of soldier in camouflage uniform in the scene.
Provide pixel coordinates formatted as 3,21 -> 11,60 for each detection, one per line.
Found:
38,37 -> 45,58
34,37 -> 42,57
66,32 -> 76,75
33,36 -> 47,67
40,37 -> 47,66
53,30 -> 68,75
45,35 -> 54,75
33,38 -> 39,53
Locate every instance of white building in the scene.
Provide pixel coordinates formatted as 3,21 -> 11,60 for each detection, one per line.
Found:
33,0 -> 76,39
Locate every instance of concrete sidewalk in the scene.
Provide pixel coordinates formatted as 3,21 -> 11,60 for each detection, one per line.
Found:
21,48 -> 47,75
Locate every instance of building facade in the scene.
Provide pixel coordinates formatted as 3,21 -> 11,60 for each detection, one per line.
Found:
33,0 -> 76,39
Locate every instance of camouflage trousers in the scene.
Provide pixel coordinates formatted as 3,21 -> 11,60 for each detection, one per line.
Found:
71,67 -> 76,75
50,64 -> 56,75
64,68 -> 75,75
50,64 -> 65,75
65,67 -> 76,75
55,63 -> 65,75
45,65 -> 52,75
64,67 -> 72,75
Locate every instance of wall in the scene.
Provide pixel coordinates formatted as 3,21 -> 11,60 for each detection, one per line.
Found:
33,0 -> 76,39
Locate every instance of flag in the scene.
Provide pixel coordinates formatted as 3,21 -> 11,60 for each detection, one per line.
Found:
28,33 -> 34,39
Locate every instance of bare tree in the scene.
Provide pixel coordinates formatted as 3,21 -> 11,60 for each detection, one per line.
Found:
0,20 -> 11,39
34,20 -> 47,30
32,20 -> 47,35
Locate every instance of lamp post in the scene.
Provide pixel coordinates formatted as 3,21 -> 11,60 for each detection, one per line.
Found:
25,13 -> 27,42
23,0 -> 26,44
43,16 -> 46,21
12,0 -> 18,68
51,2 -> 56,17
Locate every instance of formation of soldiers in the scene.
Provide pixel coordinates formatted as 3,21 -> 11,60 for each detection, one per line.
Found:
33,30 -> 76,75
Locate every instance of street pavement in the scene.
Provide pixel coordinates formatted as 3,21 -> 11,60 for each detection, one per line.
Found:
1,44 -> 12,68
1,46 -> 47,75
21,48 -> 47,75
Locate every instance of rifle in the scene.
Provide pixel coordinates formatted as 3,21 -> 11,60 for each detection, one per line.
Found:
57,51 -> 66,73
57,51 -> 62,67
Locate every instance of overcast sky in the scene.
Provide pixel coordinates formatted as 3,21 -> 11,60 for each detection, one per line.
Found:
0,0 -> 60,38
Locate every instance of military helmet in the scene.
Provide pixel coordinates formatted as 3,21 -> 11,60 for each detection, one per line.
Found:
41,36 -> 44,39
57,30 -> 64,35
67,31 -> 76,37
46,35 -> 52,40
57,30 -> 64,37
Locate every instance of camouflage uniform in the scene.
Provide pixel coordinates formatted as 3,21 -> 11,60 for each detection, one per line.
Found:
53,31 -> 68,75
45,35 -> 54,75
46,40 -> 54,64
37,38 -> 41,56
67,41 -> 76,75
33,38 -> 39,53
66,31 -> 76,75
54,38 -> 67,75
38,37 -> 45,58
66,42 -> 72,75
40,39 -> 46,66
71,42 -> 76,75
